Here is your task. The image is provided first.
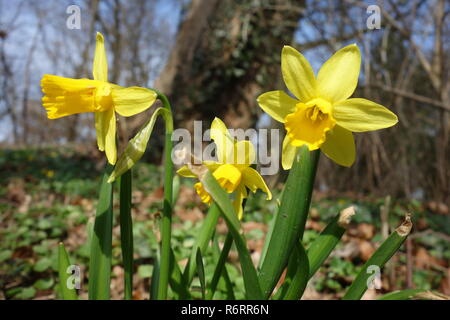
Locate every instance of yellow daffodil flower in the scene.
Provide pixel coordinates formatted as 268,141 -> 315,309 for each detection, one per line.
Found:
257,44 -> 398,169
40,32 -> 157,164
177,118 -> 272,219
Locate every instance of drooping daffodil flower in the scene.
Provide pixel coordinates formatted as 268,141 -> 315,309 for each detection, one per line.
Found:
177,118 -> 272,219
40,32 -> 157,164
257,44 -> 398,169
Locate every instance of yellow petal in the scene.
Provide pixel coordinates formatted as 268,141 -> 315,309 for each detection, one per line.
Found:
233,185 -> 248,220
281,46 -> 317,102
317,44 -> 360,103
93,32 -> 108,81
213,164 -> 242,193
320,125 -> 355,167
194,182 -> 212,204
282,135 -> 297,170
333,98 -> 398,132
233,140 -> 256,168
112,87 -> 157,117
94,112 -> 106,151
210,118 -> 234,163
242,167 -> 272,200
103,108 -> 117,164
256,90 -> 298,123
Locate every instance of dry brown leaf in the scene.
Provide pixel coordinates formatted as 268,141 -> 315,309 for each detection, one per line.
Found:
357,223 -> 376,240
358,240 -> 376,261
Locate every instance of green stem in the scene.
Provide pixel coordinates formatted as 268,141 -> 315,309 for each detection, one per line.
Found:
119,169 -> 133,300
153,90 -> 174,300
258,146 -> 320,298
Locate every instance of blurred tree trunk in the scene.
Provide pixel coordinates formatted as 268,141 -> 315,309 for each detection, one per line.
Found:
155,0 -> 305,131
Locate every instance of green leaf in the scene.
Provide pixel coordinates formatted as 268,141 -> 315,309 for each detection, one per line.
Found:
34,278 -> 54,290
196,248 -> 206,300
258,146 -> 320,298
377,289 -> 427,300
88,165 -> 114,300
108,107 -> 170,183
343,214 -> 412,300
199,168 -> 263,299
275,241 -> 309,300
0,250 -> 13,263
15,287 -> 36,299
34,258 -> 52,272
119,170 -> 133,300
258,211 -> 276,270
57,243 -> 77,300
169,249 -> 191,299
307,207 -> 355,278
150,254 -> 160,300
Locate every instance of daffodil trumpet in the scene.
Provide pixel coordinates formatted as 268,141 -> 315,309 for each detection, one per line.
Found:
40,32 -> 157,165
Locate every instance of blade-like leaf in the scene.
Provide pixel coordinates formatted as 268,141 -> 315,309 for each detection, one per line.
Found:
150,253 -> 160,300
88,165 -> 114,300
207,233 -> 234,300
169,249 -> 191,299
258,146 -> 320,298
58,243 -> 78,300
274,241 -> 309,300
108,107 -> 170,183
343,214 -> 412,300
196,248 -> 206,300
258,209 -> 276,270
307,206 -> 355,278
119,170 -> 133,300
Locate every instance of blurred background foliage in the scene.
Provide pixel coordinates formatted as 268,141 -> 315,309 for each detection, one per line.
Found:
0,0 -> 449,299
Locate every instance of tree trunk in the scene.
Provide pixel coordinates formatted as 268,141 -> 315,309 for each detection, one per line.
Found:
155,0 -> 305,131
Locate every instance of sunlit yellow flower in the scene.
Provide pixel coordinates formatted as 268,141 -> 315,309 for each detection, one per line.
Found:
177,118 -> 272,219
46,170 -> 55,178
40,32 -> 157,164
257,44 -> 398,169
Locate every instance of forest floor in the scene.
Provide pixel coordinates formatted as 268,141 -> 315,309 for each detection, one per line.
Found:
0,147 -> 449,300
